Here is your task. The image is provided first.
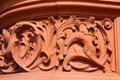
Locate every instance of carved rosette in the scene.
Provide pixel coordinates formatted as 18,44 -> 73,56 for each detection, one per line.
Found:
0,16 -> 113,73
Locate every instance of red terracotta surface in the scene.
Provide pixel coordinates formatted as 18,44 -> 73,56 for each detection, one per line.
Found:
0,0 -> 120,80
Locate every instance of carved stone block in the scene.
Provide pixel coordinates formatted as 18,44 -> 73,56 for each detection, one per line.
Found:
0,16 -> 115,73
0,0 -> 120,80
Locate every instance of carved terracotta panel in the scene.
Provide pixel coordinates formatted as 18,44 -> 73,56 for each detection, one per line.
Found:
1,0 -> 120,80
0,16 -> 115,74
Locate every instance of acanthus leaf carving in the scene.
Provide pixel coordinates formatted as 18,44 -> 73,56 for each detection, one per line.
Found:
0,16 -> 114,73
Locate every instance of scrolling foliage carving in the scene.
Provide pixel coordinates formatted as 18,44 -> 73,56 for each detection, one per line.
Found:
0,16 -> 114,73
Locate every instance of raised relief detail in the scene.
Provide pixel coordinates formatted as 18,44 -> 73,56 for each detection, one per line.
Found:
0,16 -> 114,73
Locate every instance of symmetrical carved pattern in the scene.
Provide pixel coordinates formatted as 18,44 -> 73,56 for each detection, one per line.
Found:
0,16 -> 114,73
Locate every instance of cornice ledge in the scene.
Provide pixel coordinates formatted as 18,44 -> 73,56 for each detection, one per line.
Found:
0,0 -> 120,28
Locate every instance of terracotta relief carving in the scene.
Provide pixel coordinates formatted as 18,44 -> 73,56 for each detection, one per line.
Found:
0,16 -> 114,73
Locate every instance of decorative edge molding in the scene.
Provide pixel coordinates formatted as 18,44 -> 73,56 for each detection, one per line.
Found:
0,1 -> 120,28
1,72 -> 120,80
114,17 -> 120,74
